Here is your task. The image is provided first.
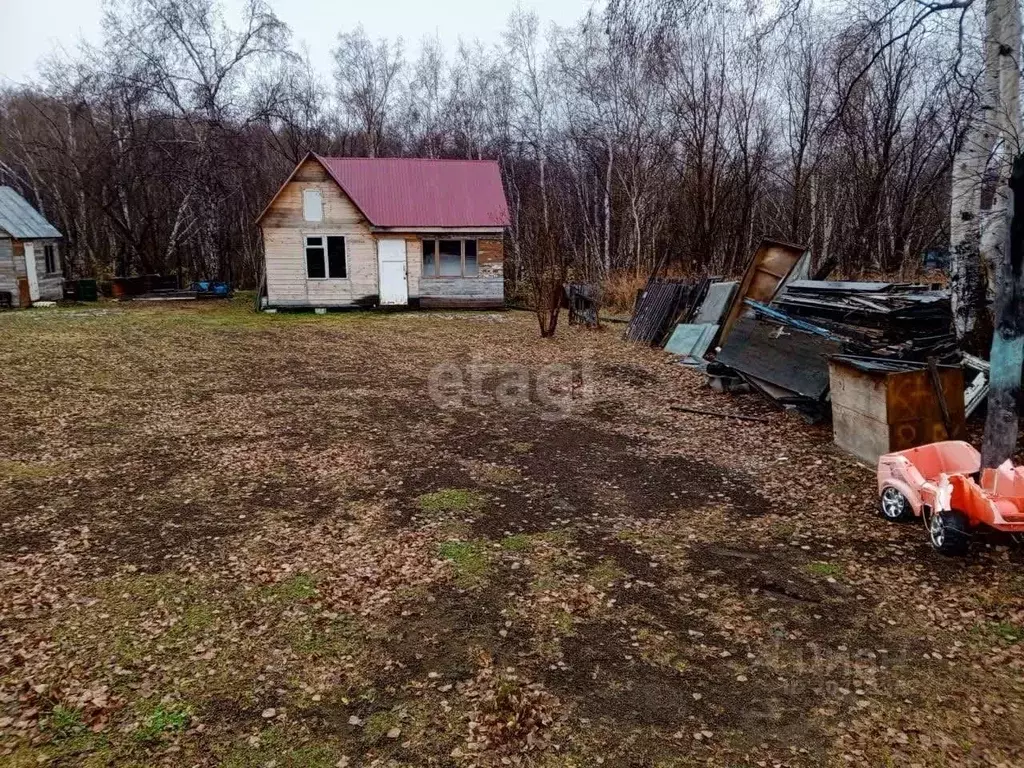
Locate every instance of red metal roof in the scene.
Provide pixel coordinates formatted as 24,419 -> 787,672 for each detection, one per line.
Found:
315,155 -> 510,228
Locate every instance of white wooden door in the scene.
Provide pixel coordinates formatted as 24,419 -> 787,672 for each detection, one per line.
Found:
377,239 -> 408,306
24,242 -> 40,301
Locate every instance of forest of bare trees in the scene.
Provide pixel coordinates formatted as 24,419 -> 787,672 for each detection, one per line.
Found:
0,0 -> 986,295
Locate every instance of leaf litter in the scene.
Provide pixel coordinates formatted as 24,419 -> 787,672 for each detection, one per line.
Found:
0,301 -> 1022,766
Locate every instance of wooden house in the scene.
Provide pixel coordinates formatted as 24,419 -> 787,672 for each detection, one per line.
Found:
256,153 -> 510,310
0,186 -> 63,308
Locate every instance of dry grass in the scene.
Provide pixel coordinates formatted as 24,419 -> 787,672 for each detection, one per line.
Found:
0,300 -> 1022,767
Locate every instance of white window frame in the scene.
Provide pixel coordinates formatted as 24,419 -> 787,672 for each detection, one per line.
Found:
302,188 -> 323,222
421,238 -> 480,278
304,234 -> 348,280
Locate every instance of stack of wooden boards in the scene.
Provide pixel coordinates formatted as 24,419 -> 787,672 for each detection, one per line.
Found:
773,281 -> 957,361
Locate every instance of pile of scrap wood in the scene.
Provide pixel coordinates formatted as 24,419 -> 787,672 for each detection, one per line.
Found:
715,312 -> 840,419
659,238 -> 810,365
713,282 -> 959,419
628,236 -> 990,422
663,281 -> 737,364
773,281 -> 956,360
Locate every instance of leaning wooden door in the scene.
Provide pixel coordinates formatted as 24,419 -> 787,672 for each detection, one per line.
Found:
377,239 -> 408,306
24,242 -> 40,302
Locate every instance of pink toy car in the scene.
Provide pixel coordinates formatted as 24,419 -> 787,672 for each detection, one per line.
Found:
877,440 -> 1024,555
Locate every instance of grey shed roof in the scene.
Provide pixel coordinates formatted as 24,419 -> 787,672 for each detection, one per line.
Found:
0,186 -> 62,239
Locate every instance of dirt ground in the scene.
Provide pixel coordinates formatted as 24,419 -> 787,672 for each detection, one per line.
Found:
1,300 -> 1023,767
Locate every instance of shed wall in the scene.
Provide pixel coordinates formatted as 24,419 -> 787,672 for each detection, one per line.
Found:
0,237 -> 14,301
416,237 -> 504,309
0,237 -> 62,307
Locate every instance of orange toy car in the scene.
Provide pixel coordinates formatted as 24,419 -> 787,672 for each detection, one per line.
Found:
877,440 -> 1024,555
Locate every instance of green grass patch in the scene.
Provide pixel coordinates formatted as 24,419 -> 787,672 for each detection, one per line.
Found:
479,465 -> 522,485
772,519 -> 798,540
0,459 -> 66,481
134,702 -> 191,743
178,602 -> 216,633
985,621 -> 1024,644
362,709 -> 401,744
500,533 -> 533,551
437,540 -> 489,587
47,704 -> 86,739
219,725 -> 341,768
536,528 -> 574,547
586,558 -> 625,589
417,488 -> 486,516
805,561 -> 843,578
287,614 -> 365,658
267,573 -> 318,602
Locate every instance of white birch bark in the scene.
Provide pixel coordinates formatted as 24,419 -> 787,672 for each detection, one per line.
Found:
981,0 -> 1021,279
950,0 -> 1002,347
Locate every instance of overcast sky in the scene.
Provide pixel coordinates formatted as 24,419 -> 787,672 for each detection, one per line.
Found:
0,0 -> 593,86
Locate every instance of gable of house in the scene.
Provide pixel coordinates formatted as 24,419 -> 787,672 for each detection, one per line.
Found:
260,157 -> 380,307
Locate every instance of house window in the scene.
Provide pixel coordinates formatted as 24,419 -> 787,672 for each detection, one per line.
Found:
302,189 -> 323,222
43,244 -> 57,274
305,235 -> 347,279
421,238 -> 479,278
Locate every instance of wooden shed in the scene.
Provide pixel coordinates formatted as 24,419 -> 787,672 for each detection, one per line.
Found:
0,186 -> 63,308
828,355 -> 965,464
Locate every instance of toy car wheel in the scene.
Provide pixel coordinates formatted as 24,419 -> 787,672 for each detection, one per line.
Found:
879,486 -> 912,522
928,510 -> 970,556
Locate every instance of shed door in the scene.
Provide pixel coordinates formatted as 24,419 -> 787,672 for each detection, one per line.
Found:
24,242 -> 40,302
377,239 -> 408,306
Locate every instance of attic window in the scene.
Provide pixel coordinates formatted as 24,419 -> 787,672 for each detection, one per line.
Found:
302,189 -> 323,222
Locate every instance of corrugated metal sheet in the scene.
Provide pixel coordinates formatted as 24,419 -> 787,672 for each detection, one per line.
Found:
317,156 -> 510,228
0,187 -> 62,239
624,279 -> 698,346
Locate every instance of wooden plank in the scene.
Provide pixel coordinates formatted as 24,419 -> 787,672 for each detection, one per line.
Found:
478,238 -> 503,264
405,237 -> 422,298
419,276 -> 504,300
828,360 -> 889,423
419,296 -> 504,309
670,405 -> 768,422
889,418 -> 957,451
0,237 -> 17,304
832,403 -> 891,464
716,315 -> 838,399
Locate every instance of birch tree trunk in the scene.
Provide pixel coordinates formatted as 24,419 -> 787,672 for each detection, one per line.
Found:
981,154 -> 1024,467
980,0 -> 1023,468
950,0 -> 1002,354
603,136 -> 613,274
